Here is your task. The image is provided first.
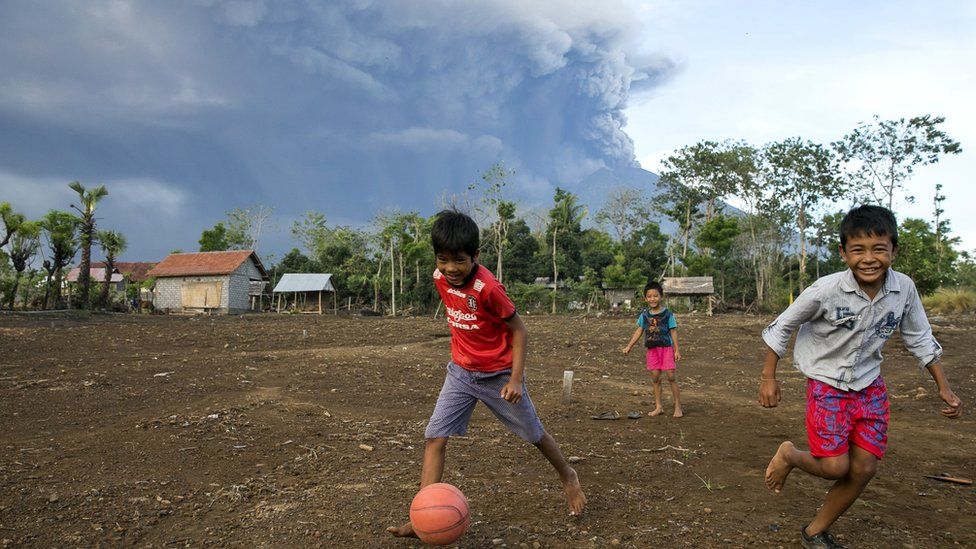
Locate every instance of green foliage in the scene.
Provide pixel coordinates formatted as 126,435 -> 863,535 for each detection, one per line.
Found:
893,218 -> 958,295
199,222 -> 230,252
833,114 -> 962,209
922,287 -> 976,314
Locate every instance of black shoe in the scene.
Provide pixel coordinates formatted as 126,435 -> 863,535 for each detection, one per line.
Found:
801,526 -> 846,549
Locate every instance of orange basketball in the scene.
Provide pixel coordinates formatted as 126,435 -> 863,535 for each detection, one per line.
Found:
409,482 -> 470,545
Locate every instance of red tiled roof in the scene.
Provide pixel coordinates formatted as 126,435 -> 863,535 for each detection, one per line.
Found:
66,267 -> 125,283
93,262 -> 157,282
147,251 -> 268,279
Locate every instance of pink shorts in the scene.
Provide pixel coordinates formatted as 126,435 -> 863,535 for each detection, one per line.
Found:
806,376 -> 889,459
645,346 -> 676,371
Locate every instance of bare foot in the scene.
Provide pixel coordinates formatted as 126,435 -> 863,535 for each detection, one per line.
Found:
647,408 -> 664,417
764,441 -> 795,493
562,467 -> 587,516
386,521 -> 418,538
672,408 -> 683,418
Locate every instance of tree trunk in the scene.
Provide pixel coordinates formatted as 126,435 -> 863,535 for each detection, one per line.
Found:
78,221 -> 93,310
682,200 -> 691,259
390,239 -> 395,316
551,229 -> 558,314
100,257 -> 114,309
798,204 -> 807,292
8,272 -> 22,310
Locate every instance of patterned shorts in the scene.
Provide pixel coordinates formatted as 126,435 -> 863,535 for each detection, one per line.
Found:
424,362 -> 545,444
806,376 -> 889,459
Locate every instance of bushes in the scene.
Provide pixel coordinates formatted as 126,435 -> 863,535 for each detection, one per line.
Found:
922,287 -> 976,314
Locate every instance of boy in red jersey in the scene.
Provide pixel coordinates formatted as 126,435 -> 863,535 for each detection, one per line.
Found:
388,210 -> 586,539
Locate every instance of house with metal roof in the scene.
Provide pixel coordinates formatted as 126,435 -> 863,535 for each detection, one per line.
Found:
272,273 -> 336,314
147,251 -> 269,314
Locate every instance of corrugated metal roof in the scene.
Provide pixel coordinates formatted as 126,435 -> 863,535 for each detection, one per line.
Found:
273,273 -> 335,293
662,276 -> 714,295
148,251 -> 268,279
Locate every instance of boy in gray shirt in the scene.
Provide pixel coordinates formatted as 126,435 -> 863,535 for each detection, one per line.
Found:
759,205 -> 962,549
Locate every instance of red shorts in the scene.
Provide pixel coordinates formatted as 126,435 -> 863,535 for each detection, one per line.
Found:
806,376 -> 889,459
645,346 -> 676,371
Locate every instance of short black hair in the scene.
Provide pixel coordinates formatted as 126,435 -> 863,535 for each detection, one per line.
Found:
839,205 -> 898,248
643,280 -> 664,295
431,209 -> 479,257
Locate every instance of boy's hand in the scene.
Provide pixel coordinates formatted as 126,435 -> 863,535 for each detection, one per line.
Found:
939,388 -> 963,418
758,379 -> 780,408
500,380 -> 523,404
673,349 -> 681,361
621,346 -> 631,355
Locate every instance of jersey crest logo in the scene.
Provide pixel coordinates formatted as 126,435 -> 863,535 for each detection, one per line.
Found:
466,295 -> 478,311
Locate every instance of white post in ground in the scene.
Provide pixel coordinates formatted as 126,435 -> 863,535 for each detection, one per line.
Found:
562,370 -> 574,403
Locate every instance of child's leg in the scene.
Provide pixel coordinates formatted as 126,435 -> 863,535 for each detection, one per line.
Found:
420,437 -> 448,485
805,445 -> 878,536
765,441 -> 850,492
665,370 -> 682,417
648,371 -> 664,416
386,437 -> 450,538
533,431 -> 587,515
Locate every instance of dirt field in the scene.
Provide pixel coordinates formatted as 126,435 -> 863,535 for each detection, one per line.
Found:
0,312 -> 973,548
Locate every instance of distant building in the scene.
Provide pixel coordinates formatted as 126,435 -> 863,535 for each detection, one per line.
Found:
147,251 -> 269,314
66,267 -> 126,293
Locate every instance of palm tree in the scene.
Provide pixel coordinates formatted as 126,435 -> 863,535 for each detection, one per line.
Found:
96,230 -> 127,309
40,210 -> 80,309
69,181 -> 109,310
547,188 -> 587,313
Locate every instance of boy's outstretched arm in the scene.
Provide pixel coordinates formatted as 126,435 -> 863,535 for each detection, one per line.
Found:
926,360 -> 963,418
622,327 -> 642,354
501,313 -> 527,404
758,345 -> 781,408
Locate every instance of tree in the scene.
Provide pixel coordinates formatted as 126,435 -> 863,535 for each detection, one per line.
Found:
833,114 -> 962,210
69,181 -> 109,310
545,188 -> 586,313
595,187 -> 648,243
763,138 -> 844,290
469,163 -> 517,283
729,147 -> 787,308
6,221 -> 41,310
291,212 -> 330,256
658,140 -> 753,260
96,230 -> 127,309
199,222 -> 230,252
225,205 -> 275,251
691,215 -> 740,302
278,248 -> 319,273
40,210 -> 79,309
894,218 -> 958,294
1,201 -> 25,249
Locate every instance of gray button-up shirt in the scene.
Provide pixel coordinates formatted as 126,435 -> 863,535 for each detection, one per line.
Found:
762,268 -> 942,391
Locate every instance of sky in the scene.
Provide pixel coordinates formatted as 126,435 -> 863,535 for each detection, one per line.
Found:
1,0 -> 974,264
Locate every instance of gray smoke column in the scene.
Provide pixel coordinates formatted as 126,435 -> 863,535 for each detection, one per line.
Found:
206,0 -> 678,186
0,0 -> 678,259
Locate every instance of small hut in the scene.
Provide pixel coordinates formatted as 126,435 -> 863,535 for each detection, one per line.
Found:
148,251 -> 268,314
272,273 -> 336,314
662,276 -> 715,316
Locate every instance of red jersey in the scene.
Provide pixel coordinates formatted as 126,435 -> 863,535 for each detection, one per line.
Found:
433,264 -> 517,372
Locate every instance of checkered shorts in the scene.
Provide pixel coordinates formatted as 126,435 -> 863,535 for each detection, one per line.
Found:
424,362 -> 545,444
